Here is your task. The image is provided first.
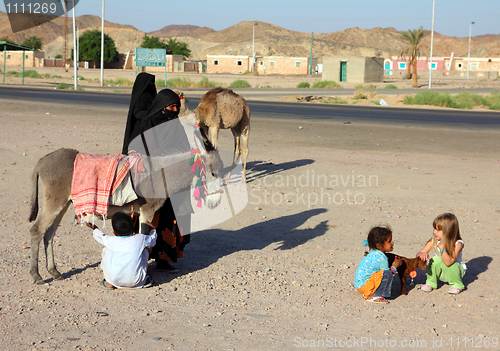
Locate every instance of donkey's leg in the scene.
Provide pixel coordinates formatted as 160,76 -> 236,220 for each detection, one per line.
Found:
44,201 -> 71,280
30,200 -> 70,284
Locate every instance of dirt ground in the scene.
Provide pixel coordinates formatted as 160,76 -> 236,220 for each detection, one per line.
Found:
0,78 -> 499,350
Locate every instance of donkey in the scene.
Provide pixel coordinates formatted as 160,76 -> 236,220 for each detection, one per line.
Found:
193,88 -> 250,181
28,127 -> 223,284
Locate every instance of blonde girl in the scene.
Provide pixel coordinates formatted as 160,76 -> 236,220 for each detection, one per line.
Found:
417,213 -> 466,294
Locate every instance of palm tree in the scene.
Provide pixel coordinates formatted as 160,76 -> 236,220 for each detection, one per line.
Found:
399,26 -> 429,88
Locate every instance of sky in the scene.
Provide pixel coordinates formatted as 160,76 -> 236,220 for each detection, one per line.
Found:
2,0 -> 499,37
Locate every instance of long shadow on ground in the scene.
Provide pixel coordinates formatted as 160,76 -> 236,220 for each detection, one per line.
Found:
152,208 -> 328,284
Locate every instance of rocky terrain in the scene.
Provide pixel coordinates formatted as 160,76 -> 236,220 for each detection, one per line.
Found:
1,12 -> 499,62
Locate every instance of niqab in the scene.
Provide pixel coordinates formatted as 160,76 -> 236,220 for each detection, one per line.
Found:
122,72 -> 157,154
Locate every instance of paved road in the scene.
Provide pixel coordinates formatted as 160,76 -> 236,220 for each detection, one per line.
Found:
1,86 -> 499,128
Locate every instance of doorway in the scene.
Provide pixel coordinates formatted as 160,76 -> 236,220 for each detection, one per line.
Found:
340,62 -> 347,82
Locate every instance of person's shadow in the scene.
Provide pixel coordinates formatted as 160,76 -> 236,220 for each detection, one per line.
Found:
152,208 -> 328,284
244,159 -> 315,183
390,256 -> 492,296
462,256 -> 492,289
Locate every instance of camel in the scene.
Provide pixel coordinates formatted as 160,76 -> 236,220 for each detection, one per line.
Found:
28,126 -> 223,284
176,88 -> 250,181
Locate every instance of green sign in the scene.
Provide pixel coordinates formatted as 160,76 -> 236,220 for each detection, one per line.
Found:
135,48 -> 166,67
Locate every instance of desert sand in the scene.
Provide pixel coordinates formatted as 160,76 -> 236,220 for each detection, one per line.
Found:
0,76 -> 499,350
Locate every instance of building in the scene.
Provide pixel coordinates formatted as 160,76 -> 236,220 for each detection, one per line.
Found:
206,54 -> 317,75
322,56 -> 384,83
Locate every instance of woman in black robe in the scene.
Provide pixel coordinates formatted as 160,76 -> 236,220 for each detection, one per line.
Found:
121,72 -> 157,154
125,89 -> 192,272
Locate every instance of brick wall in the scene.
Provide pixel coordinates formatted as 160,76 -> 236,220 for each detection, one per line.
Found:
0,50 -> 43,68
207,55 -> 250,74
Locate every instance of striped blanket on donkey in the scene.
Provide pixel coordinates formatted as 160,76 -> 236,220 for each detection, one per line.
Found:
71,153 -> 138,223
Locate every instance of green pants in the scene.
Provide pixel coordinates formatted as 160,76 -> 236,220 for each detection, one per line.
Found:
426,256 -> 466,290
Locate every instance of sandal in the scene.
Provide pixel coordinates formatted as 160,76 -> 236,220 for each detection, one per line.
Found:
367,295 -> 389,304
421,284 -> 433,292
448,287 -> 462,294
143,276 -> 154,288
100,279 -> 116,290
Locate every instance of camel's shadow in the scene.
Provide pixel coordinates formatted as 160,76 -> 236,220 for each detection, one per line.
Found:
152,208 -> 328,284
244,159 -> 315,184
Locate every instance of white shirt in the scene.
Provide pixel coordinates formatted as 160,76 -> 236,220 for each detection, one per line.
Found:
93,228 -> 157,288
435,239 -> 467,271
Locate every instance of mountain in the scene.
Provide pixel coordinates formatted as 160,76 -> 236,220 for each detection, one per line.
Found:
1,12 -> 498,62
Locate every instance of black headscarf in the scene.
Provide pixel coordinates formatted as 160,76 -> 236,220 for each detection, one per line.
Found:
122,72 -> 157,154
126,89 -> 189,156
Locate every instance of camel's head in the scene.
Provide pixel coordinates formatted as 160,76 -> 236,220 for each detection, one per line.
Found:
173,89 -> 190,117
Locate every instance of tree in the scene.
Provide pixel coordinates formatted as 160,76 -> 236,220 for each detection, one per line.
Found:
399,26 -> 429,88
141,34 -> 167,49
166,38 -> 191,59
76,29 -> 119,64
22,36 -> 43,51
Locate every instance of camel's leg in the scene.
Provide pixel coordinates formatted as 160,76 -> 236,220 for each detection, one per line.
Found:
44,201 -> 71,281
30,199 -> 70,284
209,126 -> 219,150
240,125 -> 250,178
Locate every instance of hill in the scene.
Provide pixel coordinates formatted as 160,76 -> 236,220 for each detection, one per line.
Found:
0,12 -> 498,62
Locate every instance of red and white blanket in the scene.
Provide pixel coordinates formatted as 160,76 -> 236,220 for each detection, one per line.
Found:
71,153 -> 138,221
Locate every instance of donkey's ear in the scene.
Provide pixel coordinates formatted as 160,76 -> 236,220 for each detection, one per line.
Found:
199,128 -> 215,151
203,137 -> 215,152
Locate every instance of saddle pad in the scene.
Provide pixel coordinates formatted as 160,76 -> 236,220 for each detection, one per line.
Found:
71,153 -> 137,220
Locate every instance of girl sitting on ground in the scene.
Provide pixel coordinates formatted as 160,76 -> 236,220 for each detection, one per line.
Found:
354,225 -> 402,303
417,213 -> 466,294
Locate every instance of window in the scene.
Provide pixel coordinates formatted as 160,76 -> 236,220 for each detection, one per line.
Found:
457,63 -> 462,68
259,61 -> 263,65
446,63 -> 450,69
295,61 -> 301,68
429,62 -> 437,70
236,60 -> 242,66
26,54 -> 29,59
270,61 -> 275,67
7,54 -> 11,59
471,63 -> 478,70
398,62 -> 406,70
213,60 -> 219,66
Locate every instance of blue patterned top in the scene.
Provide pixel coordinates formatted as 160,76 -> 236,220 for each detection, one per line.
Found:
354,249 -> 389,289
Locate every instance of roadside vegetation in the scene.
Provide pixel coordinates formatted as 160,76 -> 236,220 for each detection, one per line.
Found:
384,84 -> 399,89
403,91 -> 500,110
312,80 -> 342,88
229,79 -> 251,88
297,82 -> 310,88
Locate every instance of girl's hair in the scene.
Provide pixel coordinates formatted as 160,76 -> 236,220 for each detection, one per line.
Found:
365,225 -> 392,254
432,213 -> 461,259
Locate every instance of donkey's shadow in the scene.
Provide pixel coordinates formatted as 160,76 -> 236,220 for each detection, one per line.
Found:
152,208 -> 328,283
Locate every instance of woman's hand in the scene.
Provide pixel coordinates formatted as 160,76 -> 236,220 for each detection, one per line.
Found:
86,222 -> 97,230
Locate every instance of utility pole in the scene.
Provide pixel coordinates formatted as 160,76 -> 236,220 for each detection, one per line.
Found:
467,22 -> 475,80
100,0 -> 105,86
428,0 -> 435,89
309,32 -> 313,75
63,0 -> 68,71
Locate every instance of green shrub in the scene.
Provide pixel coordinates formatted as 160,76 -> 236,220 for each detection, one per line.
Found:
52,75 -> 62,78
353,90 -> 368,100
56,83 -> 69,89
6,70 -> 19,77
354,84 -> 364,89
384,84 -> 398,89
366,84 -> 377,89
296,82 -> 310,88
403,91 -> 458,108
312,80 -> 342,88
167,77 -> 196,88
243,70 -> 257,76
104,77 -> 133,86
24,70 -> 42,78
197,77 -> 220,88
229,79 -> 251,88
